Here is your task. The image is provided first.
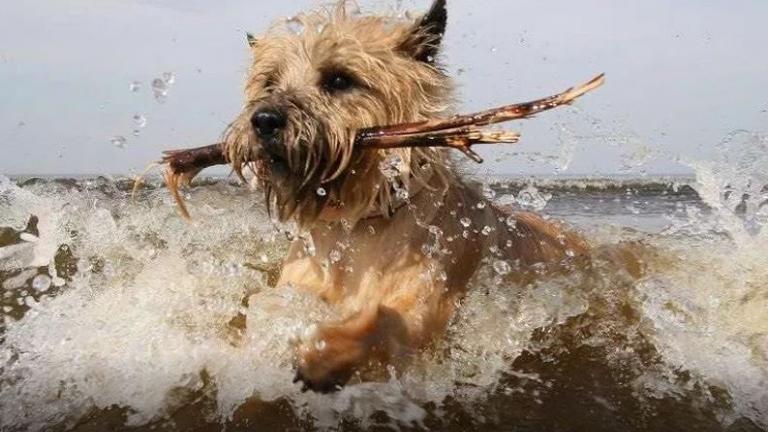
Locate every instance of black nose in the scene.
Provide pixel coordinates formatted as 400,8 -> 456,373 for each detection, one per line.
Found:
251,109 -> 287,138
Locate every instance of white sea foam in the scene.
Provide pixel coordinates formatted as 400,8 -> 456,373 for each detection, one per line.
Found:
0,129 -> 767,431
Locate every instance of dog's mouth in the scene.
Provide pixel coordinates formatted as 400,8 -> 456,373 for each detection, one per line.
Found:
251,136 -> 341,224
262,147 -> 290,179
252,132 -> 294,180
255,131 -> 350,185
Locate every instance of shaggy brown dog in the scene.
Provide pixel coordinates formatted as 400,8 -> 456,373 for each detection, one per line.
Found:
225,0 -> 589,392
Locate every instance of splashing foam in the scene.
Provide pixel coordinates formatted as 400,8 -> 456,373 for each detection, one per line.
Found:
0,127 -> 767,432
641,131 -> 768,426
0,177 -> 590,430
0,176 -> 66,271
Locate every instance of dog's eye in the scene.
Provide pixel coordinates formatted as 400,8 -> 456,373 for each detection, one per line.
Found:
322,71 -> 356,93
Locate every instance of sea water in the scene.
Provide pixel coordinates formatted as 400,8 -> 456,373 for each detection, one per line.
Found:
0,133 -> 766,431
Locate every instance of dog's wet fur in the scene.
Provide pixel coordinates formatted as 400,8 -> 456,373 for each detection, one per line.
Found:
226,0 -> 590,392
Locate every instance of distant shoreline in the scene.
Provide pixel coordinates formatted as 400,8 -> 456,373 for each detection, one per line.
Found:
4,173 -> 701,196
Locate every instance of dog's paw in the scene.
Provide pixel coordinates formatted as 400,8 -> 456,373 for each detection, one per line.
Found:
292,327 -> 366,393
292,367 -> 347,394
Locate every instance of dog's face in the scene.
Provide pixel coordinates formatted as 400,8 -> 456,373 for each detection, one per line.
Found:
225,0 -> 453,227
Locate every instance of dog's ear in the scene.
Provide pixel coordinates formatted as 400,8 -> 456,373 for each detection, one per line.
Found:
246,32 -> 257,48
398,0 -> 447,63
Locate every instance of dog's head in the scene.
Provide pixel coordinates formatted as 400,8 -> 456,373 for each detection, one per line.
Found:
225,0 -> 454,227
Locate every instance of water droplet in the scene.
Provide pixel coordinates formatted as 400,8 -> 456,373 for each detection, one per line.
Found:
395,186 -> 410,201
493,260 -> 511,276
482,184 -> 496,200
303,324 -> 318,341
341,219 -> 353,233
152,78 -> 169,103
477,202 -> 487,210
32,274 -> 51,292
285,16 -> 305,34
162,72 -> 176,85
379,154 -> 405,179
303,237 -> 316,257
348,3 -> 362,16
428,225 -> 443,236
316,187 -> 327,197
482,226 -> 493,236
129,81 -> 142,92
516,186 -> 552,211
460,217 -> 472,228
133,114 -> 147,128
110,136 -> 127,149
506,216 -> 517,228
314,339 -> 327,351
152,73 -> 175,103
329,249 -> 342,263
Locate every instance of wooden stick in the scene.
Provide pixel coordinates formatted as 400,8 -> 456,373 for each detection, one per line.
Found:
369,74 -> 604,160
158,73 -> 604,175
143,74 -> 605,217
161,143 -> 228,176
359,127 -> 521,163
356,74 -> 605,139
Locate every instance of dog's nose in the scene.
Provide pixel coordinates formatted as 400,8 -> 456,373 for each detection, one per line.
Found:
251,109 -> 287,138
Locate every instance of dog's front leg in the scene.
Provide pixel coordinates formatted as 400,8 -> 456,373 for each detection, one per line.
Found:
294,305 -> 411,393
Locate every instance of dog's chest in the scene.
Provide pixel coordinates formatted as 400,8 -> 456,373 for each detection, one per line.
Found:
278,223 -> 439,306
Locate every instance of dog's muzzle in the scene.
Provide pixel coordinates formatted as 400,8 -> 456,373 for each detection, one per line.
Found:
251,108 -> 288,159
251,108 -> 288,174
251,109 -> 285,137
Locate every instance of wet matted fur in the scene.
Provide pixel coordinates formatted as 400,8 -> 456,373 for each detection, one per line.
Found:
225,0 -> 589,392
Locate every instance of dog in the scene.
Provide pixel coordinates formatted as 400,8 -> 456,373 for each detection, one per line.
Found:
223,0 -> 589,392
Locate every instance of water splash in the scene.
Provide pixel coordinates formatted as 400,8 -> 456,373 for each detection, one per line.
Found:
1,139 -> 767,431
110,135 -> 127,149
152,73 -> 176,104
378,154 -> 405,180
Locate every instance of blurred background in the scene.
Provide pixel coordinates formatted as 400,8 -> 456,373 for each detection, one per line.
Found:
1,0 -> 766,176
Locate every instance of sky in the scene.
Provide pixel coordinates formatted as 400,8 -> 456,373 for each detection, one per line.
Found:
0,0 -> 767,176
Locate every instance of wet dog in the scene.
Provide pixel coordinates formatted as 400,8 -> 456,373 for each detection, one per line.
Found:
225,0 -> 589,392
